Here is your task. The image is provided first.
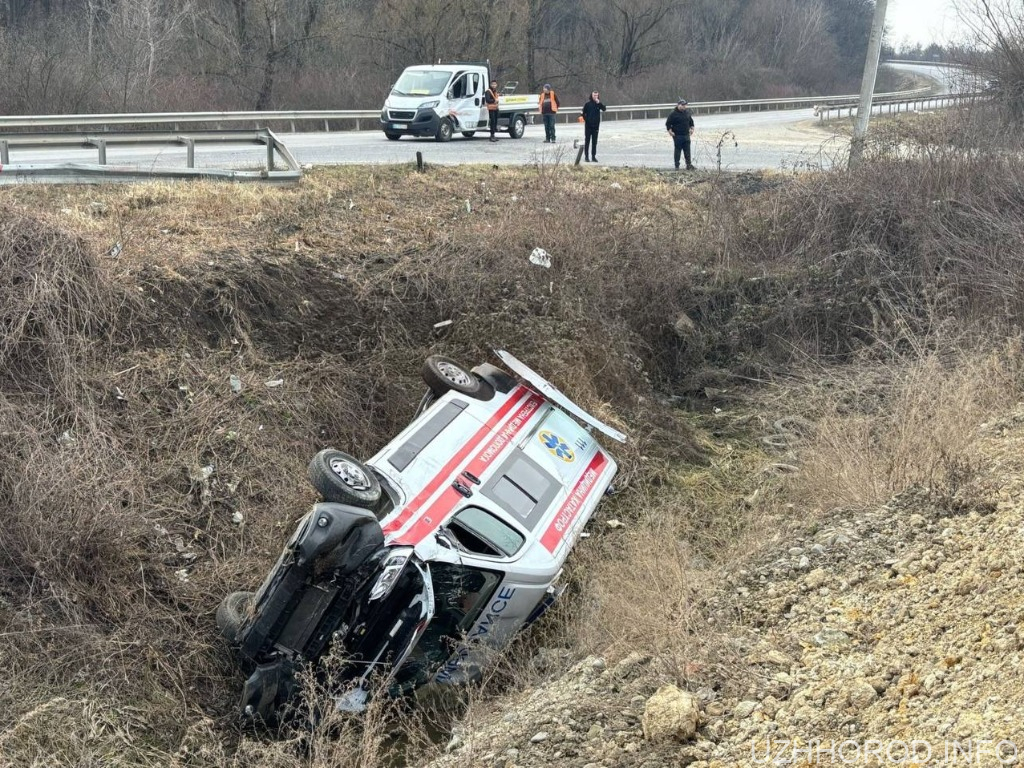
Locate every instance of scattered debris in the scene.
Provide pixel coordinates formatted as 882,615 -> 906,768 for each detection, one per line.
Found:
433,319 -> 453,330
229,375 -> 243,394
107,242 -> 122,258
606,519 -> 625,529
264,379 -> 284,388
529,248 -> 552,268
231,511 -> 244,525
57,430 -> 76,447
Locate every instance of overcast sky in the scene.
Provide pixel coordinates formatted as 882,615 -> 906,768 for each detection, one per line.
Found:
886,0 -> 960,47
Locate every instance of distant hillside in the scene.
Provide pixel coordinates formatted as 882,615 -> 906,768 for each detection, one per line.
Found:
0,0 -> 876,114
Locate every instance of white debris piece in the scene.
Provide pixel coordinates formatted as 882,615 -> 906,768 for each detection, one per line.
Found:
232,511 -> 244,525
433,319 -> 453,329
265,379 -> 284,388
529,248 -> 552,268
229,374 -> 243,394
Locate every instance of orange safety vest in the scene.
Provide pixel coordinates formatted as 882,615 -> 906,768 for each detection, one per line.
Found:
539,89 -> 558,113
485,88 -> 499,111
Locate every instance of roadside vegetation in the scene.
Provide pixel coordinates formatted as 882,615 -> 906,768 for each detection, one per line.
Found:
4,88 -> 1024,765
0,0 -> 880,114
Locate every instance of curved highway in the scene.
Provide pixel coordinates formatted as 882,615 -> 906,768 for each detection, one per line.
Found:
6,64 -> 953,175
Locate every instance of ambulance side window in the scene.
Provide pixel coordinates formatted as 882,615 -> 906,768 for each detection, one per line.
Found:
447,506 -> 524,557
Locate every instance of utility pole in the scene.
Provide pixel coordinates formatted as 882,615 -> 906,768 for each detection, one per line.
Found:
849,0 -> 889,168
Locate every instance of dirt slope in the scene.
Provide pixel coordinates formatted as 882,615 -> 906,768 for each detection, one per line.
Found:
428,408 -> 1024,768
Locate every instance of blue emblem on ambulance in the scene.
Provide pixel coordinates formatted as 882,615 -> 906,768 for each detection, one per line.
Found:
539,430 -> 575,462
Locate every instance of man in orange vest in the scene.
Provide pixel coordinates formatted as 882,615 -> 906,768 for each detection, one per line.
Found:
485,80 -> 500,142
539,83 -> 560,143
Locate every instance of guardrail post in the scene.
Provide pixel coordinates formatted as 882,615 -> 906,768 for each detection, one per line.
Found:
356,118 -> 361,131
0,140 -> 8,165
184,138 -> 195,168
266,140 -> 275,171
96,140 -> 107,165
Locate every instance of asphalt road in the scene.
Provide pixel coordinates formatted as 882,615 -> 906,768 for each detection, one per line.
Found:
6,63 -> 955,175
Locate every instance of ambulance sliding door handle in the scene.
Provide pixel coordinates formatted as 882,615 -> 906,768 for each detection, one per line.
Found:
452,480 -> 473,498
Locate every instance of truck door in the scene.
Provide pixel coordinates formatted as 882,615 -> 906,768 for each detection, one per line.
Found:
448,71 -> 485,135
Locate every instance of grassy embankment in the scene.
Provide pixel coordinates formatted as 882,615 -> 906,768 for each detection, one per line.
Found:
2,109 -> 1024,765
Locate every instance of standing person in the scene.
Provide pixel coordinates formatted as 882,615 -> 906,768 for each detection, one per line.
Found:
539,83 -> 560,143
665,99 -> 695,170
485,80 -> 500,142
581,90 -> 606,162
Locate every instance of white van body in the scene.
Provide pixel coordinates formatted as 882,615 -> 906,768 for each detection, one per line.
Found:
380,63 -> 540,142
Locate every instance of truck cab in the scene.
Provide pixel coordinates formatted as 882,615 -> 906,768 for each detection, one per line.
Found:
380,63 -> 537,142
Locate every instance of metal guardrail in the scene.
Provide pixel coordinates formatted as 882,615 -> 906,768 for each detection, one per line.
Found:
0,127 -> 301,185
816,92 -> 980,122
0,87 -> 936,135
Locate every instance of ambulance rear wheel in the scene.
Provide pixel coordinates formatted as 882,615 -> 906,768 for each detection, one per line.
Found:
422,355 -> 490,399
461,131 -> 476,138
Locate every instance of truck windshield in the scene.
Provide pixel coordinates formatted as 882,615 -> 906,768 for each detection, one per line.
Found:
391,70 -> 452,97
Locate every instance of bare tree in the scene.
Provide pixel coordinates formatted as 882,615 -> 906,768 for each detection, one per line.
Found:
588,0 -> 680,77
955,0 -> 1024,119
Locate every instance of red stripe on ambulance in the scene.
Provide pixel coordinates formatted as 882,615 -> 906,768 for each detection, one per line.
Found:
383,386 -> 541,537
393,391 -> 545,545
539,451 -> 608,553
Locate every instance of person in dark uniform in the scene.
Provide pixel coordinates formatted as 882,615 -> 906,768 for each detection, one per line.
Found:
581,90 -> 606,162
665,99 -> 695,170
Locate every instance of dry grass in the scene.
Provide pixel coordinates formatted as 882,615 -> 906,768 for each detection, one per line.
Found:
4,132 -> 1024,764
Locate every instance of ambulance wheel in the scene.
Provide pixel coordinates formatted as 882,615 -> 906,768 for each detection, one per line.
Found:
461,131 -> 476,138
384,131 -> 401,141
217,591 -> 254,643
308,449 -> 382,507
422,355 -> 490,399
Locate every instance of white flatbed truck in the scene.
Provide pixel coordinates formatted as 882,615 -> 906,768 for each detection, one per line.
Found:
379,62 -> 539,142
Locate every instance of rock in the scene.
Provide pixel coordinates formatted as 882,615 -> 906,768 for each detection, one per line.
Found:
673,313 -> 697,337
642,685 -> 700,743
844,679 -> 878,708
811,629 -> 851,648
614,651 -> 649,679
530,731 -> 549,743
733,700 -> 758,719
804,568 -> 828,589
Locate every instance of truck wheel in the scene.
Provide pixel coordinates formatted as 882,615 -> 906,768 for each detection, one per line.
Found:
384,131 -> 401,141
308,449 -> 382,507
461,131 -> 476,138
509,114 -> 527,139
217,591 -> 254,643
422,355 -> 490,399
435,119 -> 453,142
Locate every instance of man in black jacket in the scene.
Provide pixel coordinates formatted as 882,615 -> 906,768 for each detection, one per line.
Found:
665,99 -> 695,170
581,90 -> 606,162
